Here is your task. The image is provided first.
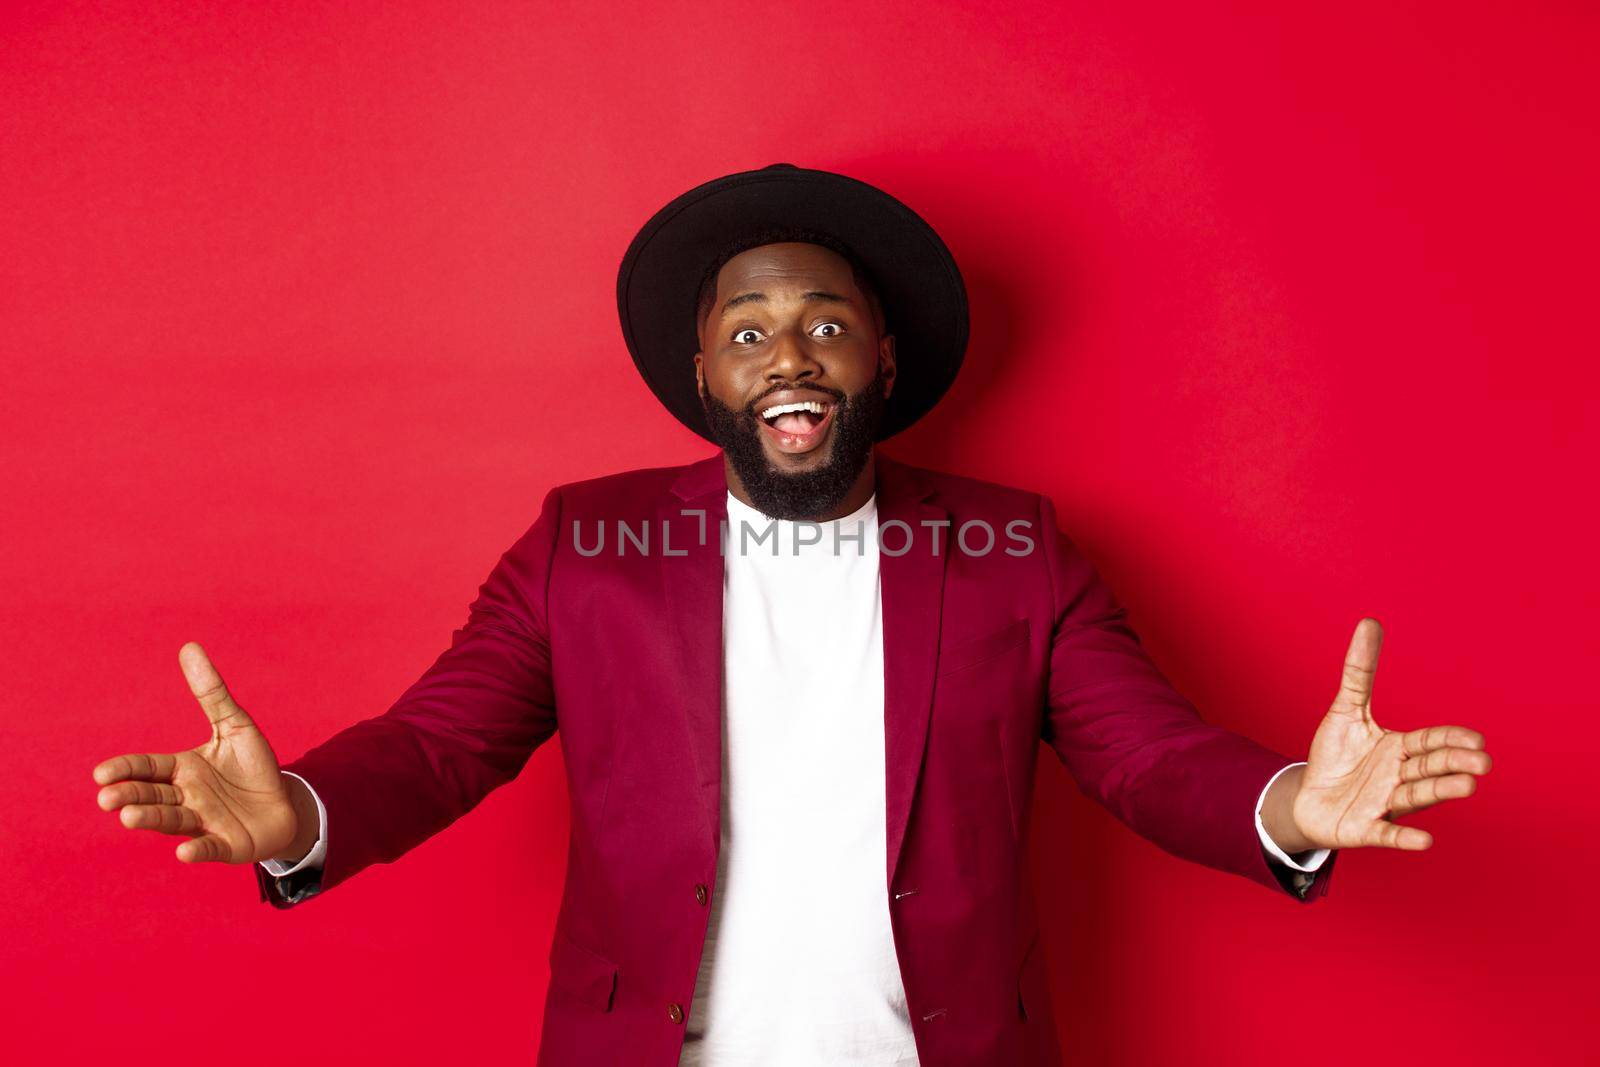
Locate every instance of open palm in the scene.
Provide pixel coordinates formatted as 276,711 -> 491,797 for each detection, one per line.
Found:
1292,618 -> 1492,851
93,642 -> 297,864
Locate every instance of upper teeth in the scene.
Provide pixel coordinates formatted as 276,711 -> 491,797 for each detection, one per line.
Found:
761,401 -> 828,420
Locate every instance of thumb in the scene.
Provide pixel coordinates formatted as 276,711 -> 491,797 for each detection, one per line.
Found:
179,641 -> 254,730
1330,617 -> 1383,721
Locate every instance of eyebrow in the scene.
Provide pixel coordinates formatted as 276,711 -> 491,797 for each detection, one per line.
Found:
719,290 -> 854,317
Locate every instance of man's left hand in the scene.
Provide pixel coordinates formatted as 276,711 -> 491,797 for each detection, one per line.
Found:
1263,617 -> 1493,854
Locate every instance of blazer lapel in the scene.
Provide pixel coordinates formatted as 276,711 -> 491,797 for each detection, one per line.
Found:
875,451 -> 949,887
659,453 -> 730,856
656,448 -> 949,888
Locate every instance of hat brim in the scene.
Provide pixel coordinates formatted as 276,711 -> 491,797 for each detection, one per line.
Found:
616,164 -> 969,443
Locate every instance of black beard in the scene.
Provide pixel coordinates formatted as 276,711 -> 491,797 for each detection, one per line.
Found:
701,366 -> 886,521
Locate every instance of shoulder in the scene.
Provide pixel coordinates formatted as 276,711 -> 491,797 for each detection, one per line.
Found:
878,453 -> 1045,521
552,463 -> 689,500
537,453 -> 721,519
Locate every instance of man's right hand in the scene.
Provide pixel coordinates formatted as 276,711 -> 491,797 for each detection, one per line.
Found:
92,642 -> 318,865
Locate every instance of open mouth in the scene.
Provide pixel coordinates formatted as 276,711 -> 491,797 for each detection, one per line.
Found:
756,396 -> 837,455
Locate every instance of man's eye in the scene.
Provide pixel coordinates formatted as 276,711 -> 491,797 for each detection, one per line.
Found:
732,328 -> 764,345
812,322 -> 844,338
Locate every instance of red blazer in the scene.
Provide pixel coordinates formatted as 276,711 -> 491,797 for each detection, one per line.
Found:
254,448 -> 1335,1066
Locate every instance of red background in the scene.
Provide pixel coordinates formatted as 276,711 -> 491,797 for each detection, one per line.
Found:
2,2 -> 1593,1063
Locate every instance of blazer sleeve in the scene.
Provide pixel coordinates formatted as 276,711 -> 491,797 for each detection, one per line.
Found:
255,485 -> 564,908
1035,492 -> 1336,903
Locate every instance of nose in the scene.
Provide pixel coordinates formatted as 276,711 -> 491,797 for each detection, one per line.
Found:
762,327 -> 823,384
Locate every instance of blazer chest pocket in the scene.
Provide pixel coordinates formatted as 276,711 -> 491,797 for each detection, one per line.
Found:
548,926 -> 618,1012
938,618 -> 1030,678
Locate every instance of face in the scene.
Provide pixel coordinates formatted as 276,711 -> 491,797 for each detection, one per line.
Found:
694,242 -> 896,520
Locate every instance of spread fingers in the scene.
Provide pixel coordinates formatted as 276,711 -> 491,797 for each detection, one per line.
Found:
118,804 -> 201,835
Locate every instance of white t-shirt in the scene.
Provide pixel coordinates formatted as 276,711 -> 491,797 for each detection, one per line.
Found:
263,489 -> 1329,1065
675,489 -> 915,1065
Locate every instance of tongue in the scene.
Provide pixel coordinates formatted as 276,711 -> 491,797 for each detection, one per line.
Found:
774,411 -> 820,434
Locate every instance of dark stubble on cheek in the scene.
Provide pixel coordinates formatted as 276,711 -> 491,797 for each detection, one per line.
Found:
701,364 -> 887,522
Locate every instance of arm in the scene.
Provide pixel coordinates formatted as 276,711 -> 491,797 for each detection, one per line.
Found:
254,485 -> 564,908
260,772 -> 325,874
256,772 -> 327,906
1255,764 -> 1331,872
1036,493 -> 1335,902
1255,762 -> 1335,900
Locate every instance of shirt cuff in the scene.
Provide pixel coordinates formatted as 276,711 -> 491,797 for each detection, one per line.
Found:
258,771 -> 327,876
1255,761 -> 1332,872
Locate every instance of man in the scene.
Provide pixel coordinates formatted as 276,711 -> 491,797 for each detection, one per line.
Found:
92,163 -> 1493,1066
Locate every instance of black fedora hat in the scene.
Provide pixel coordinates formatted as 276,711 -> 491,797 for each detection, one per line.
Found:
616,162 -> 969,443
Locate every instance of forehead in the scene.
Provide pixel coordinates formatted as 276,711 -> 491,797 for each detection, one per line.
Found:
715,242 -> 856,293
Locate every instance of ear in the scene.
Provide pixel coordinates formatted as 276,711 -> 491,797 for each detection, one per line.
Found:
879,334 -> 897,401
693,352 -> 705,399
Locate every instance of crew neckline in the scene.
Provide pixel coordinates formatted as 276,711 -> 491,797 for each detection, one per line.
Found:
725,489 -> 877,528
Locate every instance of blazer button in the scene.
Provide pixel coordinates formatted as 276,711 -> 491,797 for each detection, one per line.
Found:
668,1002 -> 685,1024
694,883 -> 708,905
